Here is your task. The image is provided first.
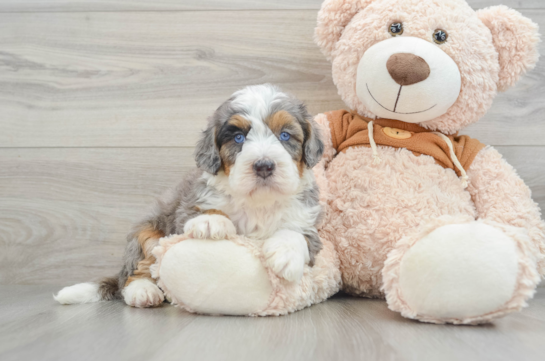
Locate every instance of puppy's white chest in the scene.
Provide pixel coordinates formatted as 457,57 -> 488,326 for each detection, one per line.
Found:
228,204 -> 287,240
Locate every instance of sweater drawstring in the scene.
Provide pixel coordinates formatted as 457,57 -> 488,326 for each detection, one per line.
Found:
433,132 -> 469,189
368,123 -> 468,188
368,121 -> 382,164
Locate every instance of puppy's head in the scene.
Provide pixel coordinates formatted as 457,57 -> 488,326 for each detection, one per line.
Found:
195,84 -> 323,199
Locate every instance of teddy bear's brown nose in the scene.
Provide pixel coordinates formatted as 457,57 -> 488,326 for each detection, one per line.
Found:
386,53 -> 431,86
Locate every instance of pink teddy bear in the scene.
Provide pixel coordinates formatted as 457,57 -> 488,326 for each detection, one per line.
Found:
312,0 -> 544,324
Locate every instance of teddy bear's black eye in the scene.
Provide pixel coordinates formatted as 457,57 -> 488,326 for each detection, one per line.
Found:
433,29 -> 448,44
389,23 -> 404,36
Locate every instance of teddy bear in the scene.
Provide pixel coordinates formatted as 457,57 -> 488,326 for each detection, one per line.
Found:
152,0 -> 544,324
310,0 -> 544,324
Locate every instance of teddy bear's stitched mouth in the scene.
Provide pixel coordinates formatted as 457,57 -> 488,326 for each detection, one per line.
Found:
366,83 -> 437,115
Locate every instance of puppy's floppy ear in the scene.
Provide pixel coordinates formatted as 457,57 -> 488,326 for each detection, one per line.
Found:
314,0 -> 376,61
194,119 -> 221,175
477,5 -> 540,91
302,108 -> 324,169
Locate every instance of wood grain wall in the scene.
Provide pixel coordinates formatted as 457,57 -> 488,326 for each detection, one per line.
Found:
1,0 -> 543,285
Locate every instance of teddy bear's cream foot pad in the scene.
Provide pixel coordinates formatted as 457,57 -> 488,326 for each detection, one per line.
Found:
382,219 -> 543,324
157,239 -> 273,315
398,222 -> 518,320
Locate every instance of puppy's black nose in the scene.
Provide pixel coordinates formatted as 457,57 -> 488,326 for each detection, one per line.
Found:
253,160 -> 275,179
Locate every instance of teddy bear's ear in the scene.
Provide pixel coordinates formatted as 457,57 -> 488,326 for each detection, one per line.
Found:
477,5 -> 540,91
314,0 -> 375,61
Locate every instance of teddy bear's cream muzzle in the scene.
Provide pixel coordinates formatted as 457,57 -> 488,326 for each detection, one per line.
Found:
356,36 -> 461,123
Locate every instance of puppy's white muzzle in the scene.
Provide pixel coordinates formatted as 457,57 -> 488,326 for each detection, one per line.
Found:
229,131 -> 299,198
356,36 -> 461,123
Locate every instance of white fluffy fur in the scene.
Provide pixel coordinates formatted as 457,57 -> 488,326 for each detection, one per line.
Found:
122,278 -> 164,308
356,36 -> 461,122
263,229 -> 310,282
184,214 -> 237,240
203,170 -> 320,239
54,282 -> 101,304
398,221 -> 519,318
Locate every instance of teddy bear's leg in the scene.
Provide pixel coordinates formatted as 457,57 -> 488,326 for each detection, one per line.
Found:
155,238 -> 274,315
382,216 -> 541,324
152,234 -> 341,316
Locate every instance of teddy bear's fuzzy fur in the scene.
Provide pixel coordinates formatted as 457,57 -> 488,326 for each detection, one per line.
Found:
312,0 -> 544,324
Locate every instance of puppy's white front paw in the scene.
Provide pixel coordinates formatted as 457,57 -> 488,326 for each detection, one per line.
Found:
183,214 -> 237,240
122,278 -> 164,308
263,230 -> 310,283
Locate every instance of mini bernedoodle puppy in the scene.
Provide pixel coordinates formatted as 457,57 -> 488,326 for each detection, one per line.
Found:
55,84 -> 325,308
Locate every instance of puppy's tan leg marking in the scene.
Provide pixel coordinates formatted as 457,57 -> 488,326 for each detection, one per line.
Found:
125,226 -> 165,287
203,209 -> 230,218
122,226 -> 165,307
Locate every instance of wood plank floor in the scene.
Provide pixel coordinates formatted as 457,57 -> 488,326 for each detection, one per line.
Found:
1,285 -> 544,361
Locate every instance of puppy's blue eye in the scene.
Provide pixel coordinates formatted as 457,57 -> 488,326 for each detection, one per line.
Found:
280,132 -> 291,141
234,134 -> 245,144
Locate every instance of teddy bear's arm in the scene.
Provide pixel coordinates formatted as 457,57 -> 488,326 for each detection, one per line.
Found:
467,146 -> 545,275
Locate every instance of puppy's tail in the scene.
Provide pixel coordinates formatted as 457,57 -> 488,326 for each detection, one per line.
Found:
54,277 -> 119,304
